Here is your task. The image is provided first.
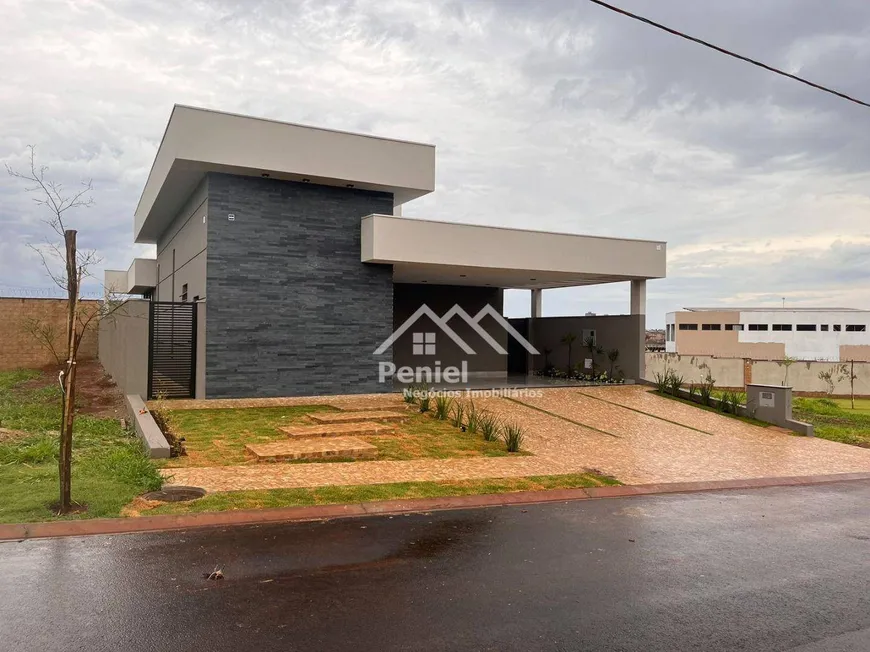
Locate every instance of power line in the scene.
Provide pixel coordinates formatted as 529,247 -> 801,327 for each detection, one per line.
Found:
586,0 -> 870,110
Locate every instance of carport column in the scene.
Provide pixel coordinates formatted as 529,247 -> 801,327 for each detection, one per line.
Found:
529,289 -> 543,373
630,280 -> 647,381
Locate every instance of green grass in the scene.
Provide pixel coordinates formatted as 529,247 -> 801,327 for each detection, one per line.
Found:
147,472 -> 621,516
830,398 -> 870,414
0,369 -> 163,523
159,405 -> 520,467
793,398 -> 870,447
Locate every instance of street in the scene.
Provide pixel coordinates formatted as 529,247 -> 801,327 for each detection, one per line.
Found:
2,482 -> 870,651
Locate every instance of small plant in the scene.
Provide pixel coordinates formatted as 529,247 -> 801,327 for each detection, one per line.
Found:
654,369 -> 671,393
434,394 -> 453,420
561,332 -> 578,371
607,348 -> 620,377
479,411 -> 500,442
698,371 -> 715,407
668,373 -> 684,397
729,391 -> 744,415
688,383 -> 699,400
450,401 -> 466,429
402,386 -> 417,404
465,400 -> 481,434
502,421 -> 525,452
717,391 -> 731,413
419,393 -> 431,413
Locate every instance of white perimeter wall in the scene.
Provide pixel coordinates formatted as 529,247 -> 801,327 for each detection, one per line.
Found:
645,352 -> 870,396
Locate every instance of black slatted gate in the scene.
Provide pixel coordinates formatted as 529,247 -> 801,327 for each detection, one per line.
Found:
148,302 -> 197,399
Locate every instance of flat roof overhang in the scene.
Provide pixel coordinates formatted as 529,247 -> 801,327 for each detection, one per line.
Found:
134,105 -> 436,243
361,214 -> 667,289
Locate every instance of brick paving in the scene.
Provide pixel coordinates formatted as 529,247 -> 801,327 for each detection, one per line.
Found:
162,387 -> 870,492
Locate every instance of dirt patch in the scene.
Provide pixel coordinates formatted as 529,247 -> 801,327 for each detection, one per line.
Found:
21,360 -> 126,419
0,427 -> 29,443
120,497 -> 164,518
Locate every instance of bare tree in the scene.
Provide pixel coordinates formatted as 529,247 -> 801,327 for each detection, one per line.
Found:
20,317 -> 64,365
7,146 -> 123,514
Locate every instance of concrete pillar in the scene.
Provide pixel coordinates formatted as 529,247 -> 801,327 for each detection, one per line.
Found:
528,289 -> 543,374
630,280 -> 646,315
630,280 -> 647,381
531,288 -> 543,318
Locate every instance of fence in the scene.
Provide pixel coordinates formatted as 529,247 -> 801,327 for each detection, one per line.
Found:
645,352 -> 870,397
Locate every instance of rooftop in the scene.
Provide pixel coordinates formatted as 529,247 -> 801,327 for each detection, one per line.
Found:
134,105 -> 436,243
682,307 -> 868,313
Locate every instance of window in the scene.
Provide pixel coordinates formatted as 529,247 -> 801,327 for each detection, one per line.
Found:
834,325 -> 842,332
180,283 -> 188,303
846,324 -> 867,332
678,323 -> 698,331
702,323 -> 722,331
796,325 -> 816,332
725,324 -> 743,331
748,324 -> 769,331
772,324 -> 793,331
193,295 -> 200,302
821,325 -> 829,332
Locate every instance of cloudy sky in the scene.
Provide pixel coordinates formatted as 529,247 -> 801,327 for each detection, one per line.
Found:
2,0 -> 869,326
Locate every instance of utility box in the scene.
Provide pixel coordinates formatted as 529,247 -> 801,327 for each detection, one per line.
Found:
746,384 -> 813,436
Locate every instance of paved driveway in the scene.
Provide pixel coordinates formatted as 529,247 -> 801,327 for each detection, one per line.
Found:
165,386 -> 870,491
493,386 -> 870,484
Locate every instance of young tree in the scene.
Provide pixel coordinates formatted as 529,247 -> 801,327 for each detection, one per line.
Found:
781,355 -> 797,386
7,146 -> 119,514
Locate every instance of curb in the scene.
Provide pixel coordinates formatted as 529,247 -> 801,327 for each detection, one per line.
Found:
2,472 -> 870,541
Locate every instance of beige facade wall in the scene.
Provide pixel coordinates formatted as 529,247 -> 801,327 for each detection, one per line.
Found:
645,353 -> 870,396
0,298 -> 99,370
673,311 -> 786,359
98,299 -> 150,396
839,345 -> 870,362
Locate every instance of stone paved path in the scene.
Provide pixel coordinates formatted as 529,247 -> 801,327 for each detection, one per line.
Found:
162,387 -> 870,492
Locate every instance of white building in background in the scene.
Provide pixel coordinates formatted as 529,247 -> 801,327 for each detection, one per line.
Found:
665,307 -> 870,361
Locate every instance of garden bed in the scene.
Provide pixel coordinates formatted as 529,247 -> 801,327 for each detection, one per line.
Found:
153,400 -> 528,468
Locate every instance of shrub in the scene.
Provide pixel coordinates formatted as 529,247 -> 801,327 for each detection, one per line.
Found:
717,391 -> 730,413
433,395 -> 453,420
668,373 -> 684,396
419,394 -> 431,413
450,401 -> 466,429
402,387 -> 417,404
698,372 -> 715,407
465,400 -> 481,434
688,383 -> 699,400
729,391 -> 744,415
502,421 -> 525,452
654,370 -> 671,393
479,412 -> 500,442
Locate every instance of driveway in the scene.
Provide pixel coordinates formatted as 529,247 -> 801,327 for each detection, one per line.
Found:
3,481 -> 870,651
164,387 -> 870,491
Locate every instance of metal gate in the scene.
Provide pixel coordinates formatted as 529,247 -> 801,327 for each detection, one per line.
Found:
148,302 -> 197,399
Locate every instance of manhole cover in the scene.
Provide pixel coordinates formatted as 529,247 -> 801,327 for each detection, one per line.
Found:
142,486 -> 207,502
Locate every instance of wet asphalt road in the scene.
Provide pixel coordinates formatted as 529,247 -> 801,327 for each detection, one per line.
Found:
2,482 -> 870,652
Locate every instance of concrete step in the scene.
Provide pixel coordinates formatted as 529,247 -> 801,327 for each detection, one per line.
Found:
279,421 -> 397,438
246,437 -> 378,462
307,410 -> 408,424
330,402 -> 407,412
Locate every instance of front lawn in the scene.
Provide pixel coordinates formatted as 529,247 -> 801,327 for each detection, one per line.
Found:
793,398 -> 870,448
145,472 -> 621,516
0,369 -> 163,523
158,404 -> 522,467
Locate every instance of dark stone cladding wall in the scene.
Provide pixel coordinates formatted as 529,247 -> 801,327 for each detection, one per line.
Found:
205,173 -> 394,397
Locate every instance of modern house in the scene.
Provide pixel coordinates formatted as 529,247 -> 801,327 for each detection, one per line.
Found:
101,105 -> 667,399
665,307 -> 870,361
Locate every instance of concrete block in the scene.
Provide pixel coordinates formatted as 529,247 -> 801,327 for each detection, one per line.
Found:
125,394 -> 171,458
